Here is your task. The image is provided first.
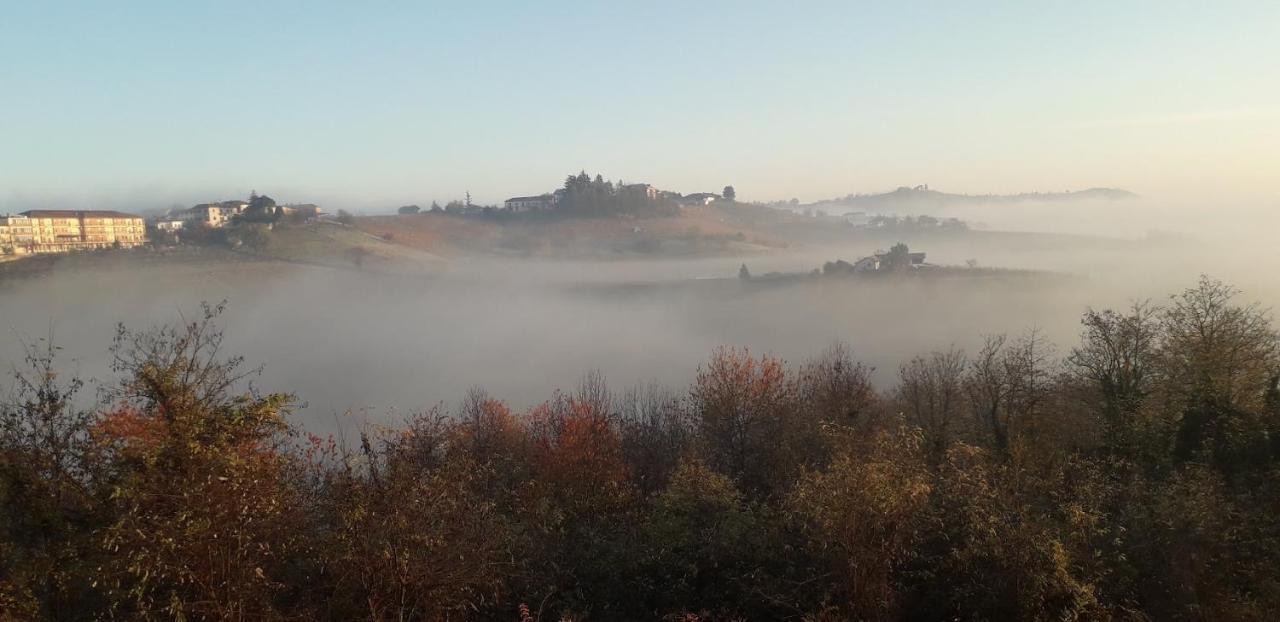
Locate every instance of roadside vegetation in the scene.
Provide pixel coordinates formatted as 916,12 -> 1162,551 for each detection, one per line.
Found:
3,277 -> 1280,620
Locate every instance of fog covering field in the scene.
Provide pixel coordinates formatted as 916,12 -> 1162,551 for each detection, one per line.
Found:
2,198 -> 1277,437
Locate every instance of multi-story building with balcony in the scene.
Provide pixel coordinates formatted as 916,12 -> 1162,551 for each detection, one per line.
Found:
0,214 -> 36,255
0,210 -> 146,254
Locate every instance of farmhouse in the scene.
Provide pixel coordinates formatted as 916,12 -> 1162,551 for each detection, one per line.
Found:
620,183 -> 660,201
853,251 -> 927,272
184,200 -> 248,227
504,194 -> 558,212
679,192 -> 721,206
281,203 -> 322,219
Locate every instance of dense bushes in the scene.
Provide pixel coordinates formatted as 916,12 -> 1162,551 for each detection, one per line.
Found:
3,276 -> 1280,620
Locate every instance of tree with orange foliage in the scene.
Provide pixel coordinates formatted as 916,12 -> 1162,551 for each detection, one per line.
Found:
513,378 -> 640,618
93,302 -> 311,620
449,388 -> 534,509
691,347 -> 797,498
526,387 -> 629,516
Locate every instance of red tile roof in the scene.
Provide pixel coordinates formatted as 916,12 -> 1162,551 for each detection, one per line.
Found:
20,210 -> 143,219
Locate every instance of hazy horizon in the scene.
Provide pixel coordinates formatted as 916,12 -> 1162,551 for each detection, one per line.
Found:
4,2 -> 1279,208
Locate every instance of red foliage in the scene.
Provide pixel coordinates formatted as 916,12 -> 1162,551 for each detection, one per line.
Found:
527,396 -> 629,513
91,404 -> 163,452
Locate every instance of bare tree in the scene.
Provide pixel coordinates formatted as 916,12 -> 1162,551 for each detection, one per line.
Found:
966,334 -> 1011,455
965,331 -> 1055,458
796,342 -> 876,427
1158,275 -> 1280,410
617,381 -> 688,493
1068,301 -> 1160,449
575,369 -> 613,420
897,347 -> 967,461
1002,329 -> 1056,454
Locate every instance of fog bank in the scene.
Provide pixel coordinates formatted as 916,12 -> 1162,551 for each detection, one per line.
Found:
3,202 -> 1278,437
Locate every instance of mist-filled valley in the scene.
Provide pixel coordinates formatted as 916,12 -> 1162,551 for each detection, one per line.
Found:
11,2 -> 1280,617
3,197 -> 1276,438
7,193 -> 1280,620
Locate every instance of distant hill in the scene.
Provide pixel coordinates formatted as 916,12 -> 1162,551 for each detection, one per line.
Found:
806,186 -> 1137,213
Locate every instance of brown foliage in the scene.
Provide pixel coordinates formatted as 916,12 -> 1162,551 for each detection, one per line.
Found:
791,425 -> 932,620
5,277 -> 1280,620
319,446 -> 507,620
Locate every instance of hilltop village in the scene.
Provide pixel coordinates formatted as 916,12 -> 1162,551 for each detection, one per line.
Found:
150,193 -> 322,233
0,176 -> 997,269
0,174 -> 737,259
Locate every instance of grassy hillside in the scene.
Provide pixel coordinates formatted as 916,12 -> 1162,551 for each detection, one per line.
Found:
245,221 -> 444,274
352,204 -> 794,259
0,244 -> 263,279
0,222 -> 447,286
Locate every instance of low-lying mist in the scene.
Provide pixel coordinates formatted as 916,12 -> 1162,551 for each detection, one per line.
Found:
3,199 -> 1277,437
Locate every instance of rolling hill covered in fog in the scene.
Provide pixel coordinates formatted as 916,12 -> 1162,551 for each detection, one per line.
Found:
803,186 -> 1137,214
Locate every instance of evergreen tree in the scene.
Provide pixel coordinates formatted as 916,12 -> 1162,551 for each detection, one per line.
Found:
885,242 -> 912,270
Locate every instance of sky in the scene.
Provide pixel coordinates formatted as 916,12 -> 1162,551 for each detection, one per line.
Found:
2,1 -> 1278,210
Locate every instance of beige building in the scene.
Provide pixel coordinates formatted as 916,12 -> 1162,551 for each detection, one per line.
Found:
184,200 -> 248,227
621,183 -> 660,201
0,215 -> 35,255
504,194 -> 557,212
0,210 -> 146,254
281,203 -> 321,219
154,219 -> 185,232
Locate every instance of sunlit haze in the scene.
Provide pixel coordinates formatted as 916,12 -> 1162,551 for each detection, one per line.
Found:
6,5 -> 1280,619
3,1 -> 1278,209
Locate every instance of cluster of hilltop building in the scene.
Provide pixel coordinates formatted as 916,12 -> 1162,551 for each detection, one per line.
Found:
0,194 -> 322,257
152,195 -> 321,232
504,183 -> 725,212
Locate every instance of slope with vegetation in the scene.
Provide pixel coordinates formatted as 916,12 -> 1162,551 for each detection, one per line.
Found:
3,277 -> 1280,620
353,203 -> 789,259
165,219 -> 445,275
243,221 -> 444,273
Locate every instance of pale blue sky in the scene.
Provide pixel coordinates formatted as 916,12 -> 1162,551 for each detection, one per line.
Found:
2,1 -> 1277,209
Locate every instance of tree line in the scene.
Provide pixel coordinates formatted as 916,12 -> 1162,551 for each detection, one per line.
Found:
559,172 -> 679,217
862,214 -> 968,231
3,276 -> 1280,620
